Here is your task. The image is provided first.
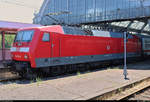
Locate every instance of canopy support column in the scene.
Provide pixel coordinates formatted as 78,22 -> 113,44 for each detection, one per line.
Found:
2,31 -> 5,61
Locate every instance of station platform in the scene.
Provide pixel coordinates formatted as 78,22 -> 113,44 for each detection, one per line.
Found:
0,60 -> 150,100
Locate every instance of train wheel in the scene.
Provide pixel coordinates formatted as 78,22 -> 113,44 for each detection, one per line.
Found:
41,68 -> 50,77
24,67 -> 37,80
50,67 -> 61,76
71,65 -> 77,72
79,65 -> 85,72
86,64 -> 91,71
18,72 -> 25,78
61,66 -> 65,74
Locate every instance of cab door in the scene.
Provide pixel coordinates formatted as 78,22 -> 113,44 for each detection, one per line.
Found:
51,33 -> 60,58
36,32 -> 52,58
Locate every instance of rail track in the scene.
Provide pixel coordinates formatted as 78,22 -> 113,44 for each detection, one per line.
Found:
0,67 -> 20,83
128,87 -> 150,100
91,75 -> 150,100
0,76 -> 21,83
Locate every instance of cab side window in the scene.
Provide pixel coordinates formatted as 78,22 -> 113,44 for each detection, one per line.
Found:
42,33 -> 50,42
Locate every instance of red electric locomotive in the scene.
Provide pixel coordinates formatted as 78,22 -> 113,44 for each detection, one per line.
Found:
10,25 -> 142,78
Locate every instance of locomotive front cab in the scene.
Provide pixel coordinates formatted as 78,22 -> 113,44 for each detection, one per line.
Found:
11,30 -> 35,65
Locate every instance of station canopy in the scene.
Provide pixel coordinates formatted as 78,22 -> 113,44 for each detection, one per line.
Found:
81,19 -> 150,35
110,20 -> 150,35
0,20 -> 42,34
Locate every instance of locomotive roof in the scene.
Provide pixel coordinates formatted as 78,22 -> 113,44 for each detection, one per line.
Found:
19,25 -> 64,34
62,26 -> 90,36
38,25 -> 134,38
136,34 -> 150,38
19,25 -> 90,36
19,25 -> 136,38
92,30 -> 134,38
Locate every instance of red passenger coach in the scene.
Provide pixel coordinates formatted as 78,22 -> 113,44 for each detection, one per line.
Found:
10,25 -> 142,78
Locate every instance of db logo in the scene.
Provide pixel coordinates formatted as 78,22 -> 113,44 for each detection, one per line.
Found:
107,45 -> 110,50
15,55 -> 21,58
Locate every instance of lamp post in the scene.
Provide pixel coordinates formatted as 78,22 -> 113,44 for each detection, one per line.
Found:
123,32 -> 128,80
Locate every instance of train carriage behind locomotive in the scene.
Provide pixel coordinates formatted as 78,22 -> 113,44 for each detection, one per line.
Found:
137,34 -> 150,57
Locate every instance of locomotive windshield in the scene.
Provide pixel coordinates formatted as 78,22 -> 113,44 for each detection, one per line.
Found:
15,30 -> 34,42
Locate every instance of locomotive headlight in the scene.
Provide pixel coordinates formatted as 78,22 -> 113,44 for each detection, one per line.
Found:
20,47 -> 30,52
11,54 -> 13,58
24,54 -> 28,59
10,47 -> 17,52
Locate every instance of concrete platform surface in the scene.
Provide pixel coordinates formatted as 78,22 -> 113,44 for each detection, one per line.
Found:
0,60 -> 150,100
